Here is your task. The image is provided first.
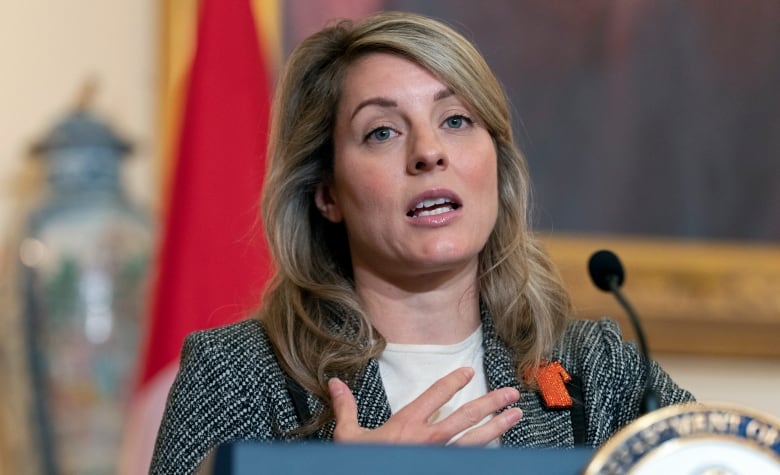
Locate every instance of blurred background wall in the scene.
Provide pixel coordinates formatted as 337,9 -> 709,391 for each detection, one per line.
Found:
0,1 -> 157,472
0,1 -> 157,226
0,0 -> 778,473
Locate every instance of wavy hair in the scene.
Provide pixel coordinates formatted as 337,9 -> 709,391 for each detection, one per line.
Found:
259,11 -> 572,433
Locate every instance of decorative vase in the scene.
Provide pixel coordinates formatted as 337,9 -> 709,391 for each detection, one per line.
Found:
20,106 -> 151,474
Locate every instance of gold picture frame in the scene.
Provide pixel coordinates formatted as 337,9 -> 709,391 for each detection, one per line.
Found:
543,234 -> 780,358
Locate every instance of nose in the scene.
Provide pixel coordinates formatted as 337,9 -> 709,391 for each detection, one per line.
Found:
407,126 -> 448,174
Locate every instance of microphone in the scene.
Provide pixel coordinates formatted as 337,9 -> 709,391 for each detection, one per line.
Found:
588,250 -> 659,415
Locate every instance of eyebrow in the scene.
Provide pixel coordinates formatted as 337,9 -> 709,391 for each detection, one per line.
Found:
351,97 -> 397,120
433,88 -> 454,101
350,88 -> 456,120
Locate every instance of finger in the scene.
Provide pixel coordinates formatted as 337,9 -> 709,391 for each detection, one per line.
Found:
328,378 -> 360,440
434,387 -> 520,438
398,367 -> 475,420
452,408 -> 523,446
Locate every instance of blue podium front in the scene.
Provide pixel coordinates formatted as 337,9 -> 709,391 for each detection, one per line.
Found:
209,442 -> 594,474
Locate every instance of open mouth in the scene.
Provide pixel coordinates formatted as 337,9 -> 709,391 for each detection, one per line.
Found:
406,198 -> 461,218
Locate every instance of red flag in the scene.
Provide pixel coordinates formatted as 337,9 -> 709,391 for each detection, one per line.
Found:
120,0 -> 272,471
140,0 -> 272,387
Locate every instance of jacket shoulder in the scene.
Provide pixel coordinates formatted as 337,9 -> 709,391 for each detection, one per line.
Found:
182,318 -> 275,367
151,319 -> 297,474
553,318 -> 694,445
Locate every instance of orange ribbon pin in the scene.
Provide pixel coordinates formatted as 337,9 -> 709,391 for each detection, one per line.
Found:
526,361 -> 573,409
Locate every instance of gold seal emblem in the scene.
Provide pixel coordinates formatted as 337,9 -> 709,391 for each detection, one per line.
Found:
584,403 -> 780,474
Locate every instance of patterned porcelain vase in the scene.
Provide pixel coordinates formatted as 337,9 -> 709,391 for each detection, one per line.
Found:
20,107 -> 151,474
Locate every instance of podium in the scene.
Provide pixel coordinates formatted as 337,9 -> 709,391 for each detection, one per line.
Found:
208,443 -> 594,474
205,403 -> 780,474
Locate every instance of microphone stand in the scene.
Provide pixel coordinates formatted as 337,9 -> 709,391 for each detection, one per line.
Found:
606,275 -> 659,414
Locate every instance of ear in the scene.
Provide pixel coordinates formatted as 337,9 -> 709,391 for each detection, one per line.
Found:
314,181 -> 343,223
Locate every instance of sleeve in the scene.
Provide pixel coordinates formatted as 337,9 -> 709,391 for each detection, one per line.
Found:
568,318 -> 695,446
149,330 -> 272,475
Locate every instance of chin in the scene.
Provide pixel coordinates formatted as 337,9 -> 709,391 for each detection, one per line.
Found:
412,248 -> 480,272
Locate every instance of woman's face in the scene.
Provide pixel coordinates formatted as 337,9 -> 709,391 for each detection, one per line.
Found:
317,53 -> 498,282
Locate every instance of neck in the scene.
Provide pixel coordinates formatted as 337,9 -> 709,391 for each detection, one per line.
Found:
353,262 -> 481,345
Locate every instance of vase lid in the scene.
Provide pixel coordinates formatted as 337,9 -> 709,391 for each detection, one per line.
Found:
31,107 -> 132,157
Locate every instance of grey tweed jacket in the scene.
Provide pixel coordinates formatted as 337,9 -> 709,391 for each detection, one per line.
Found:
151,315 -> 693,474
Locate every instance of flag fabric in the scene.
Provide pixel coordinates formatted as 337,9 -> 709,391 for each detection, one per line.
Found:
120,0 -> 277,472
141,0 -> 273,388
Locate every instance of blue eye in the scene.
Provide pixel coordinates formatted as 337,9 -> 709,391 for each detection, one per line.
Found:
444,115 -> 471,129
366,126 -> 394,142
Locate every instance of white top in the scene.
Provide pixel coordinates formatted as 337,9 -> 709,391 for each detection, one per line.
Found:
378,325 -> 497,445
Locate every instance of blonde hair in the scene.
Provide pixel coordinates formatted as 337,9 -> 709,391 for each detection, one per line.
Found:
260,11 -> 571,433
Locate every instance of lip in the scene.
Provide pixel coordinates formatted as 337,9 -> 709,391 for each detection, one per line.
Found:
405,188 -> 463,226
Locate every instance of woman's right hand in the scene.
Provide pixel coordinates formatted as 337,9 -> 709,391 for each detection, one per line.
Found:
328,367 -> 522,446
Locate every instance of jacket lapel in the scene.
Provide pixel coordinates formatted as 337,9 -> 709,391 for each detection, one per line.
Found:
354,358 -> 393,429
481,313 -> 575,448
314,357 -> 392,440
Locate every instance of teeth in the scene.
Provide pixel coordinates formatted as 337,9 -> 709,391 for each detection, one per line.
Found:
407,197 -> 460,217
414,197 -> 451,209
416,206 -> 453,217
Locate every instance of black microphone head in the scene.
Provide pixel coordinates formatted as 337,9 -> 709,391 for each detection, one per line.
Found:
588,249 -> 625,292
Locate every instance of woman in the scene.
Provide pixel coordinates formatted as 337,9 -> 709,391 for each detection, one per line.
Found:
151,11 -> 693,473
